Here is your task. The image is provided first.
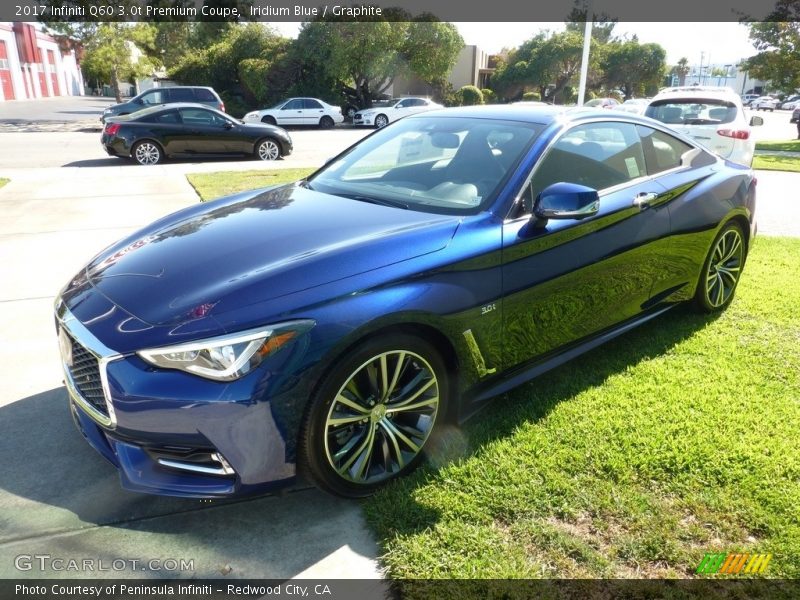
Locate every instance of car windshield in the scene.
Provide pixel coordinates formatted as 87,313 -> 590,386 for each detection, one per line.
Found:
307,116 -> 544,214
646,99 -> 737,125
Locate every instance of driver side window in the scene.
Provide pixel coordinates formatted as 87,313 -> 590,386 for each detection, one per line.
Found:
517,122 -> 646,216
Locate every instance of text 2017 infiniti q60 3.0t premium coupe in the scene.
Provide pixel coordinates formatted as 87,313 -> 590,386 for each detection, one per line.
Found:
56,106 -> 755,498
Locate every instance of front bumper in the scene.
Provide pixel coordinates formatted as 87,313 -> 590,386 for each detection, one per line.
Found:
56,300 -> 298,498
352,113 -> 375,127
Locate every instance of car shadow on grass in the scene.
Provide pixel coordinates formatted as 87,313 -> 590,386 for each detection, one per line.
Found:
364,305 -> 724,540
0,387 -> 381,578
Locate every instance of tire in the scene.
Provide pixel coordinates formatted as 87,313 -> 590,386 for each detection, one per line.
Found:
255,138 -> 281,161
693,221 -> 746,313
131,140 -> 162,165
374,114 -> 389,129
261,115 -> 277,126
300,333 -> 448,498
319,115 -> 334,129
344,106 -> 357,120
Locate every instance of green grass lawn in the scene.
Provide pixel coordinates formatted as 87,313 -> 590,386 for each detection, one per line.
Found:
755,140 -> 800,152
753,155 -> 800,173
0,178 -> 9,190
364,236 -> 800,582
186,168 -> 315,201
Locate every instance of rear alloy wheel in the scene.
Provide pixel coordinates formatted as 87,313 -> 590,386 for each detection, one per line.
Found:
132,141 -> 162,165
694,222 -> 746,312
319,115 -> 334,129
301,334 -> 447,497
374,114 -> 389,129
256,138 -> 280,161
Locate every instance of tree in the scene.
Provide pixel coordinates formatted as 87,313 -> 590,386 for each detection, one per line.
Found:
293,19 -> 463,108
404,19 -> 464,99
601,39 -> 666,99
744,22 -> 800,92
459,85 -> 483,105
492,30 -> 588,103
47,23 -> 159,101
672,57 -> 690,86
169,24 -> 287,108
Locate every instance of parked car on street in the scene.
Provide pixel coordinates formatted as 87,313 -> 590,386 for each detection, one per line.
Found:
778,95 -> 800,110
613,98 -> 649,115
584,97 -> 620,109
750,96 -> 778,111
101,86 -> 224,123
102,103 -> 292,165
645,86 -> 761,166
353,97 -> 443,128
243,98 -> 344,128
60,105 -> 755,498
791,107 -> 800,123
741,93 -> 759,106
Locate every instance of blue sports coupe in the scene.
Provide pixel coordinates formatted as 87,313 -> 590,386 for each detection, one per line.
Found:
56,106 -> 756,498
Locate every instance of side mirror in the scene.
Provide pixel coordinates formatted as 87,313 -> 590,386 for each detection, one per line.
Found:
749,115 -> 764,127
533,182 -> 600,222
223,121 -> 234,129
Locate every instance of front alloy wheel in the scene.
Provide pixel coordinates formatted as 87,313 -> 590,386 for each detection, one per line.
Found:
132,141 -> 161,165
256,138 -> 280,161
695,222 -> 745,312
302,335 -> 446,497
374,114 -> 389,128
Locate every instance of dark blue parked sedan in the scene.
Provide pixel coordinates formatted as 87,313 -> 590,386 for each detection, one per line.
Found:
56,106 -> 756,498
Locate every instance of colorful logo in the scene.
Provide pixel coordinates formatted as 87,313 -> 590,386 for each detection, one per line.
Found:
696,552 -> 772,575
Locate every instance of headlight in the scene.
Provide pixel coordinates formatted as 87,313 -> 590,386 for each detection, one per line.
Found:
137,320 -> 314,381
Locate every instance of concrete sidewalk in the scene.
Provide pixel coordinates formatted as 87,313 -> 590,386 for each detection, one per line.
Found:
0,166 -> 385,581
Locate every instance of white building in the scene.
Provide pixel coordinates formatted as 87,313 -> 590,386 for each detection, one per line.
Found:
0,22 -> 84,102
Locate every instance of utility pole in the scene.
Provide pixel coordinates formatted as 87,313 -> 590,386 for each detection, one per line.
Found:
577,13 -> 592,106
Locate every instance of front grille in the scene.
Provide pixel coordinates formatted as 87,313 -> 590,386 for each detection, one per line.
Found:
67,336 -> 108,416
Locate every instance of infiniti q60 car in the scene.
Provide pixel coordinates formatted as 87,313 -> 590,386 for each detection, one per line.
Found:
56,106 -> 755,498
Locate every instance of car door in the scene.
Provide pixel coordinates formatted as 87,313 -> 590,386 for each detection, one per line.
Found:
139,108 -> 184,155
636,124 -> 723,303
302,98 -> 325,126
277,99 -> 304,125
501,120 -> 672,369
176,107 -> 234,155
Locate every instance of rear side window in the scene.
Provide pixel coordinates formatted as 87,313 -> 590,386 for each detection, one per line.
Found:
195,88 -> 217,101
645,99 -> 737,125
142,109 -> 181,124
637,126 -> 694,174
303,99 -> 323,109
170,88 -> 195,102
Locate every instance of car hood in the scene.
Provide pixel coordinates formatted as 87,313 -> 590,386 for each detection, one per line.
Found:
83,184 -> 460,326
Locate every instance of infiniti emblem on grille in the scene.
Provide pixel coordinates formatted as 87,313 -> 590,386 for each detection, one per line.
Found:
58,327 -> 74,368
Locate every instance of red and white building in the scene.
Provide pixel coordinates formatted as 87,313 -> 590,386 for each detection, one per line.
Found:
0,22 -> 84,102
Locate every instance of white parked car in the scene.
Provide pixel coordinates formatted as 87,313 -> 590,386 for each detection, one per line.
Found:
613,98 -> 649,115
741,93 -> 759,106
779,95 -> 800,110
750,96 -> 778,111
353,97 -> 443,128
243,97 -> 344,128
645,86 -> 762,166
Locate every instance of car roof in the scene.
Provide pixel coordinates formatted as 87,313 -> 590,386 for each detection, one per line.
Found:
653,86 -> 741,101
411,104 -> 659,126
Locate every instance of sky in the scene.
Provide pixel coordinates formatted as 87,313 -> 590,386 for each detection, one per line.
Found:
270,22 -> 757,67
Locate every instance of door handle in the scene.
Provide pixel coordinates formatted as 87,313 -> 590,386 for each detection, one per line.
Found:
633,192 -> 658,210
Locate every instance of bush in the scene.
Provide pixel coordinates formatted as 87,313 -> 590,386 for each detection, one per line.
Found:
459,85 -> 484,106
522,91 -> 541,101
480,88 -> 496,103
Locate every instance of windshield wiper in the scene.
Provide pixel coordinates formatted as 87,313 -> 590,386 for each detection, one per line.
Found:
338,193 -> 409,210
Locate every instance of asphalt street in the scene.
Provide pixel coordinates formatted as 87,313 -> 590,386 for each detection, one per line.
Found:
0,96 -> 797,584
